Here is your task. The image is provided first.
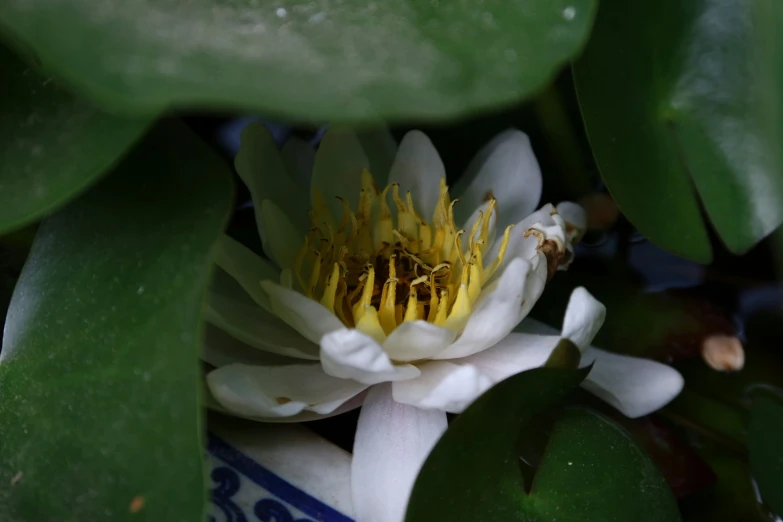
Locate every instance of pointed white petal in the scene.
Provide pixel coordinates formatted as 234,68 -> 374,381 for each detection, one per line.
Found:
258,199 -> 302,271
357,125 -> 398,185
260,280 -> 344,344
434,257 -> 532,359
352,384 -> 447,522
557,201 -> 587,234
213,234 -> 279,310
392,361 -> 493,413
204,292 -> 320,360
320,328 -> 420,385
581,348 -> 685,418
387,130 -> 445,219
458,331 -> 562,380
204,384 -> 367,423
235,123 -> 309,236
561,287 -> 606,352
207,363 -> 368,418
281,135 -> 315,188
452,129 -> 543,231
202,324 -> 305,368
383,321 -> 457,362
311,128 -> 370,222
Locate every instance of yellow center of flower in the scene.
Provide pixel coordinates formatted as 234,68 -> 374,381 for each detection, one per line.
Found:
293,171 -> 513,339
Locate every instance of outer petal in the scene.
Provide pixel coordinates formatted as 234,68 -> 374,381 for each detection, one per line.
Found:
392,361 -> 493,413
458,332 -> 561,381
204,385 -> 367,423
204,292 -> 320,360
357,125 -> 398,184
382,321 -> 457,362
560,287 -> 606,352
581,348 -> 685,418
311,128 -> 370,221
260,280 -> 344,345
557,201 -> 587,235
352,384 -> 447,522
434,257 -> 531,359
387,130 -> 445,220
235,122 -> 309,235
259,199 -> 302,271
207,363 -> 368,418
320,328 -> 420,385
213,234 -> 279,310
202,324 -> 305,368
281,135 -> 316,189
452,129 -> 543,231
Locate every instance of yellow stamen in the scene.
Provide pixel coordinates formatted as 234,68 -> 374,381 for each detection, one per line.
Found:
484,224 -> 514,283
319,263 -> 341,312
378,256 -> 398,334
433,289 -> 450,326
355,306 -> 387,344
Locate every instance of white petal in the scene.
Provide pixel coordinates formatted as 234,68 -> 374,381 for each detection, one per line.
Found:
357,125 -> 398,184
207,363 -> 368,418
213,234 -> 279,310
202,324 -> 305,368
484,203 -> 559,281
434,257 -> 532,359
452,129 -> 543,231
204,384 -> 367,423
320,328 -> 420,385
281,135 -> 315,188
352,384 -> 447,522
235,123 -> 309,236
258,199 -> 302,271
581,348 -> 685,418
382,321 -> 457,362
311,128 -> 370,222
387,130 -> 445,219
458,331 -> 562,381
204,292 -> 320,360
392,361 -> 493,413
260,280 -> 344,345
561,287 -> 606,352
557,201 -> 587,234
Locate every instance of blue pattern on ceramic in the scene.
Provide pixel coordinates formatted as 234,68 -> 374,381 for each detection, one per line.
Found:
207,433 -> 354,522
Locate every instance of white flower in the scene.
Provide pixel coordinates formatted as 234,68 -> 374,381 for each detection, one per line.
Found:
203,123 -> 684,522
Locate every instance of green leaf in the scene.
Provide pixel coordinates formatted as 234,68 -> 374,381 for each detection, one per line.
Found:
520,408 -> 680,522
749,395 -> 783,516
0,121 -> 234,521
0,43 -> 151,235
406,366 -> 589,522
406,367 -> 680,522
573,0 -> 783,261
0,0 -> 596,121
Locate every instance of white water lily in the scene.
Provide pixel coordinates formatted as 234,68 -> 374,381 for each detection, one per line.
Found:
203,123 -> 684,522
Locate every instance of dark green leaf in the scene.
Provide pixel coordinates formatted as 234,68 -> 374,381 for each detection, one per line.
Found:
574,0 -> 783,260
0,43 -> 151,234
749,395 -> 783,516
406,367 -> 589,522
520,408 -> 680,522
0,121 -> 234,521
0,0 -> 596,121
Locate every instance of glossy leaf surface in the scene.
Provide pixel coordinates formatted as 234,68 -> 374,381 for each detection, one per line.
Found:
0,0 -> 595,120
574,0 -> 783,261
0,121 -> 234,521
0,44 -> 150,234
